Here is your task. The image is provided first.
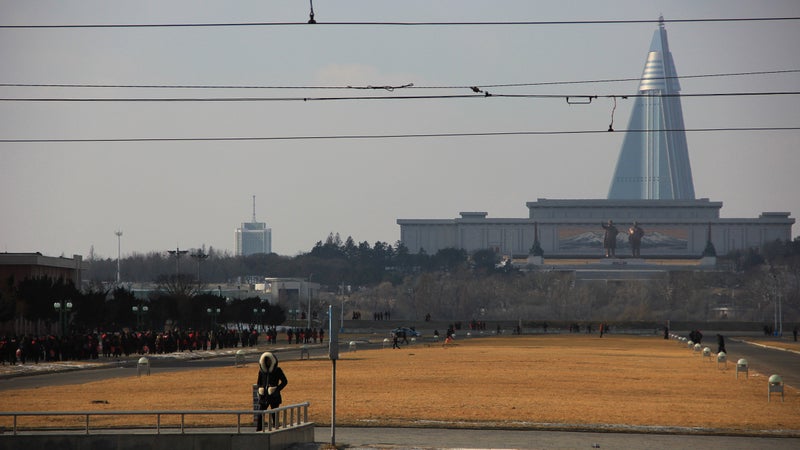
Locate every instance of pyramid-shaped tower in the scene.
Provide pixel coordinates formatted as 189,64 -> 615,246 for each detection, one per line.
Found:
608,18 -> 696,200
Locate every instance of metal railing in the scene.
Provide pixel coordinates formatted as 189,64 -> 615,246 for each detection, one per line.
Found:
0,402 -> 309,435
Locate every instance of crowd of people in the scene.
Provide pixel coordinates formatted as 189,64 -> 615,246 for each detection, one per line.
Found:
284,327 -> 324,345
347,310 -> 393,321
0,325 -> 325,365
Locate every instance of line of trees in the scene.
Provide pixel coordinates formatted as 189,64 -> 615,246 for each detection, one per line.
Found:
2,235 -> 798,335
86,233 -> 488,287
0,276 -> 286,336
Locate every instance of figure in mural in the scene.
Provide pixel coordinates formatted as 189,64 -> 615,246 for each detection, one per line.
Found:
628,221 -> 645,257
601,220 -> 619,257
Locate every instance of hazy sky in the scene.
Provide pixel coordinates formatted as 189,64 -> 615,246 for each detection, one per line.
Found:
1,1 -> 798,259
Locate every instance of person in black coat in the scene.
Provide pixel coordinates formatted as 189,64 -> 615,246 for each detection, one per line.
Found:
256,351 -> 288,431
716,334 -> 726,354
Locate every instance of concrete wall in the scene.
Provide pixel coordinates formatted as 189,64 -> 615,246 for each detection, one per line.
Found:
0,423 -> 314,450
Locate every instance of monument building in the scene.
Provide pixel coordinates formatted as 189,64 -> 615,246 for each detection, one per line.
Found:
397,20 -> 794,260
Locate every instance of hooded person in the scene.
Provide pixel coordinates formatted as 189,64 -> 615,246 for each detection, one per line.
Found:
255,351 -> 288,431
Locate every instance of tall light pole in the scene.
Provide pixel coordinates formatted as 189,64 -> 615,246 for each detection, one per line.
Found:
339,283 -> 349,332
776,289 -> 781,337
768,268 -> 785,337
167,247 -> 189,277
306,274 -> 313,329
773,277 -> 778,336
190,250 -> 209,285
115,230 -> 123,284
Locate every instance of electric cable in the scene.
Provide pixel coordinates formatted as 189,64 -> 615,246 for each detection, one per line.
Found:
1,17 -> 798,29
1,127 -> 797,144
1,69 -> 797,91
0,91 -> 796,102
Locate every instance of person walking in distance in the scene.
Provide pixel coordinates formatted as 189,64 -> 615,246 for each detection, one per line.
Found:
256,351 -> 287,431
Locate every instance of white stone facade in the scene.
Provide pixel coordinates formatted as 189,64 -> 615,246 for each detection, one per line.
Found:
398,199 -> 794,258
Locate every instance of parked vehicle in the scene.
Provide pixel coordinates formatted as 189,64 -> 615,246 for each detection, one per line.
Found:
390,327 -> 420,337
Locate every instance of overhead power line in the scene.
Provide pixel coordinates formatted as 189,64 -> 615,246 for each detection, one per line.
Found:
421,69 -> 800,90
0,91 -> 797,103
1,17 -> 798,29
1,127 -> 797,144
1,69 -> 797,91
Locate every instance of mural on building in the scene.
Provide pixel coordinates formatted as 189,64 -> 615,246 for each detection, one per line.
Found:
558,226 -> 688,253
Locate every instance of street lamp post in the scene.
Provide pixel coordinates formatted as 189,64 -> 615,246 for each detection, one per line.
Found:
132,304 -> 149,330
407,288 -> 416,321
207,307 -> 221,328
253,307 -> 266,331
53,301 -> 73,337
770,270 -> 783,337
115,230 -> 123,284
773,280 -> 778,336
339,283 -> 350,332
306,275 -> 313,329
340,300 -> 344,332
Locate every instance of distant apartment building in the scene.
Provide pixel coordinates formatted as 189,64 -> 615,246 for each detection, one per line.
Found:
235,221 -> 272,256
235,196 -> 272,256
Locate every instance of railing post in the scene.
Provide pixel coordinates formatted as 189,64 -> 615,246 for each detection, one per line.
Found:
85,414 -> 90,434
181,413 -> 185,434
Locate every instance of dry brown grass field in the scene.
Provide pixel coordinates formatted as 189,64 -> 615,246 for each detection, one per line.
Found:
2,335 -> 799,434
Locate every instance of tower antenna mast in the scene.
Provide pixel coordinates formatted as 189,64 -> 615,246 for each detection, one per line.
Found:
252,195 -> 256,222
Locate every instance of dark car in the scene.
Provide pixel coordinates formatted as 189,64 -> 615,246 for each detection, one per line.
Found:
390,327 -> 421,338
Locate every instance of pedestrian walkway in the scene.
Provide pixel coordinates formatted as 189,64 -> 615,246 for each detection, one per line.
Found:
307,426 -> 800,450
0,344 -> 288,379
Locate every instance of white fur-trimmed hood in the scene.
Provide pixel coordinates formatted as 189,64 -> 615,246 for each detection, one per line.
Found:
259,351 -> 277,373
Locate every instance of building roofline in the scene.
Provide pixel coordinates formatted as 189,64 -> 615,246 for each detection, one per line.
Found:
528,198 -> 722,208
0,252 -> 89,270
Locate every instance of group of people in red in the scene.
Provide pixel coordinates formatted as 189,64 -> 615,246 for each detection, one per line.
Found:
0,325 -> 297,365
285,327 -> 324,344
